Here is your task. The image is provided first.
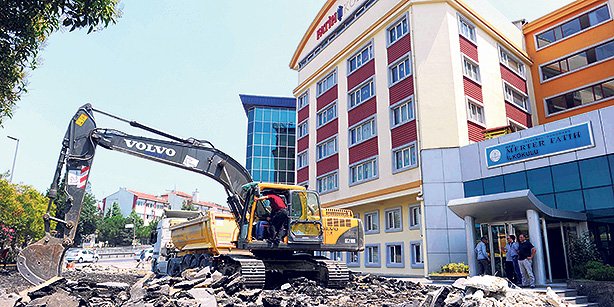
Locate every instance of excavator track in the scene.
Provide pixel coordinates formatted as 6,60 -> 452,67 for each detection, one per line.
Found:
217,255 -> 266,288
313,258 -> 349,288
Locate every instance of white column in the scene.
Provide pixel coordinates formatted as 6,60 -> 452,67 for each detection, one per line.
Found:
527,209 -> 546,285
465,216 -> 477,276
578,221 -> 589,236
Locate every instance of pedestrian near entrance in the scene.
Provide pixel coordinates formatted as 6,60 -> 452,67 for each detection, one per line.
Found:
504,235 -> 522,285
475,236 -> 491,275
517,233 -> 536,288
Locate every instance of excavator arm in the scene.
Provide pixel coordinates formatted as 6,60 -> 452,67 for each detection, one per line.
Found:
17,104 -> 253,284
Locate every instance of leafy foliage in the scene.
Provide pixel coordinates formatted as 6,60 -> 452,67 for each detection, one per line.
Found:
440,262 -> 470,274
584,260 -> 614,281
74,192 -> 101,245
97,203 -> 131,246
181,200 -> 197,211
0,0 -> 121,124
0,178 -> 49,247
568,232 -> 602,278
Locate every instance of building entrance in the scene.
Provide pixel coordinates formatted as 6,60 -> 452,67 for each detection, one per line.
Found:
478,222 -> 528,278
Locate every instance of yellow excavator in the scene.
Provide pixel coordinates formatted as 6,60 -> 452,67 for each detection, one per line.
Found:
17,104 -> 364,288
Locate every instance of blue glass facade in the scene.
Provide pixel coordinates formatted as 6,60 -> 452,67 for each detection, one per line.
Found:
245,107 -> 296,184
464,154 -> 614,222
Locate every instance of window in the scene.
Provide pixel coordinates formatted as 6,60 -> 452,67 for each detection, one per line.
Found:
316,102 -> 337,127
541,40 -> 614,81
348,79 -> 375,109
388,16 -> 408,45
409,205 -> 420,229
504,83 -> 529,110
499,47 -> 525,77
330,252 -> 343,261
546,79 -> 614,115
384,207 -> 402,232
297,121 -> 308,138
297,92 -> 309,110
386,243 -> 404,268
458,16 -> 476,42
467,98 -> 485,124
389,56 -> 411,85
316,172 -> 338,194
365,244 -> 381,267
348,44 -> 373,74
316,137 -> 337,160
390,97 -> 414,127
552,162 -> 581,193
507,119 -> 526,133
346,251 -> 360,267
349,118 -> 376,146
410,241 -> 423,268
364,211 -> 379,234
316,70 -> 337,96
536,5 -> 611,48
297,151 -> 308,169
350,158 -> 378,185
462,56 -> 480,83
392,143 -> 417,172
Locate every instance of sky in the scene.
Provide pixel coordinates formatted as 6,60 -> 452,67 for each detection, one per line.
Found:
0,0 -> 573,207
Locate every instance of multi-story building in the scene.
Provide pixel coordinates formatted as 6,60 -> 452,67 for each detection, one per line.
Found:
240,94 -> 297,184
523,0 -> 613,124
102,188 -> 169,225
290,0 -> 534,276
160,189 -> 230,213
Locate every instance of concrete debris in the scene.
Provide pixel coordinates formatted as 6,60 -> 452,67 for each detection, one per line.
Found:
421,275 -> 569,307
1,263 -> 571,307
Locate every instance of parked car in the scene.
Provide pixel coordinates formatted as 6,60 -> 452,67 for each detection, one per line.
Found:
65,248 -> 99,263
134,248 -> 154,262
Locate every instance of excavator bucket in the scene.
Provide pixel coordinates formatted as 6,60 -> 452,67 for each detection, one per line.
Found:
17,235 -> 66,285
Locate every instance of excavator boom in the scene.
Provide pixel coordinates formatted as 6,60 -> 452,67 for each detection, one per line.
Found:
18,104 -> 253,284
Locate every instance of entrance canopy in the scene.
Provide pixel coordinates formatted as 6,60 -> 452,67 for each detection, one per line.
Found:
448,190 -> 587,223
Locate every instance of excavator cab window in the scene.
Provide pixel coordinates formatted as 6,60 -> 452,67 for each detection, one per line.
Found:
287,191 -> 323,244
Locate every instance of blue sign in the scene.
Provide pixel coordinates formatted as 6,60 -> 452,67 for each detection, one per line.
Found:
485,122 -> 594,168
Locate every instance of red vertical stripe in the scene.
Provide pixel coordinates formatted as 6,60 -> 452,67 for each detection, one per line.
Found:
317,154 -> 339,176
348,60 -> 375,90
505,102 -> 532,127
349,137 -> 379,164
500,65 -> 527,93
389,77 -> 414,105
316,119 -> 338,142
387,35 -> 411,64
459,36 -> 478,62
463,77 -> 483,102
468,121 -> 485,142
317,85 -> 338,110
391,121 -> 417,149
348,98 -> 377,126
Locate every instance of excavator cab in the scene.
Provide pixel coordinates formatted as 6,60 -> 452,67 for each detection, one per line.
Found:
288,190 -> 323,244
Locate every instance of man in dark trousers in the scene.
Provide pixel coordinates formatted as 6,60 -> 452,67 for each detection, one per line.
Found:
517,233 -> 536,288
475,236 -> 491,275
504,235 -> 522,285
264,193 -> 289,246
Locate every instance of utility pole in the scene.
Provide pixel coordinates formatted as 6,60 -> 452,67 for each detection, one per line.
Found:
7,136 -> 19,183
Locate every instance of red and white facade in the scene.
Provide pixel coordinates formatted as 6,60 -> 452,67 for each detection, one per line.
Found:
291,0 -> 534,275
102,188 -> 169,225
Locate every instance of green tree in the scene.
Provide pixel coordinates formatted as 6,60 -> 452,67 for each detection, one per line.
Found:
98,203 -> 130,246
0,179 -> 49,247
181,200 -> 197,211
74,192 -> 101,245
0,0 -> 121,124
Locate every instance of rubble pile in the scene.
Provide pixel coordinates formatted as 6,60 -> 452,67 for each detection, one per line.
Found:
422,275 -> 569,307
0,266 -> 571,307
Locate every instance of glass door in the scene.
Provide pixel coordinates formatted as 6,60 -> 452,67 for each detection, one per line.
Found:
489,224 -> 508,276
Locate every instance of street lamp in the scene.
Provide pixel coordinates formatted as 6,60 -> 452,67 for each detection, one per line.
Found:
7,136 -> 19,183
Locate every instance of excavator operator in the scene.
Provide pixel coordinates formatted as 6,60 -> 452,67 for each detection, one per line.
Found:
264,193 -> 288,246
